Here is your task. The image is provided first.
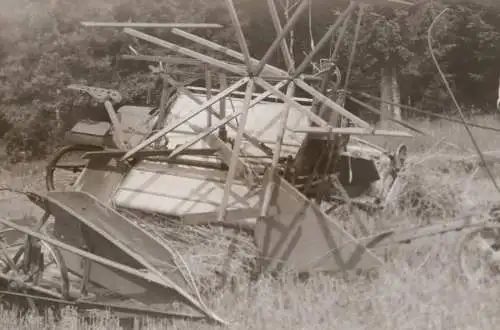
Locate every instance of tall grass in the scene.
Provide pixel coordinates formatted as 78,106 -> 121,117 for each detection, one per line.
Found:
2,115 -> 500,329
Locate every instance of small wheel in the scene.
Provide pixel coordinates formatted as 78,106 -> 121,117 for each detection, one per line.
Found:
46,144 -> 103,191
456,228 -> 500,285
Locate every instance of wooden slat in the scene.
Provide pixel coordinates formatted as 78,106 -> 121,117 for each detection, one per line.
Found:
290,126 -> 413,137
81,22 -> 223,29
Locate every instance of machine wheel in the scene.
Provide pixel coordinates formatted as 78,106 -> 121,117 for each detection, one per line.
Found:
45,144 -> 103,191
456,227 -> 500,285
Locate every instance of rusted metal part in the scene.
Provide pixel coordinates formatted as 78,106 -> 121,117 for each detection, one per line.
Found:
2,191 -> 226,324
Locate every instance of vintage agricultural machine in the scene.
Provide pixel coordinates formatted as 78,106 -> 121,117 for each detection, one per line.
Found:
1,0 -> 500,325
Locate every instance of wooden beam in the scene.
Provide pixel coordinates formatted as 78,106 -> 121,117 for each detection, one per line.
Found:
120,77 -> 249,161
260,83 -> 296,219
103,100 -> 128,149
205,67 -> 213,127
219,73 -> 228,141
218,79 -> 256,222
81,22 -> 223,29
119,54 -> 203,66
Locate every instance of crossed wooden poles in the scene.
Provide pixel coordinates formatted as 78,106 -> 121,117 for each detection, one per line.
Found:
84,0 -> 417,225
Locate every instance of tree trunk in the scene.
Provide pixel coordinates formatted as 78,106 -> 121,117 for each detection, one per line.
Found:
380,67 -> 392,129
391,67 -> 402,121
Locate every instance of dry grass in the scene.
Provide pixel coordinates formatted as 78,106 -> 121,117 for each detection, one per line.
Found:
2,115 -> 500,329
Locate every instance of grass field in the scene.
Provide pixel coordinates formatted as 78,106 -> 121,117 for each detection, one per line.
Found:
1,115 -> 500,329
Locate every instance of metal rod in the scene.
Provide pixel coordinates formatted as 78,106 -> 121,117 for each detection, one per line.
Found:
123,28 -> 246,76
294,1 -> 357,76
120,77 -> 249,161
218,79 -> 255,222
294,78 -> 371,128
354,91 -> 500,133
255,0 -> 309,76
347,95 -> 427,135
265,0 -> 295,71
81,22 -> 223,29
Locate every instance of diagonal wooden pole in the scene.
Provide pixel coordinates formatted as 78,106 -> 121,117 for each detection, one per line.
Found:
120,77 -> 249,161
171,28 -> 285,77
265,0 -> 295,72
259,0 -> 297,222
255,77 -> 370,128
219,73 -> 228,142
260,83 -> 296,218
254,0 -> 309,76
223,0 -> 254,72
205,66 -> 213,127
165,114 -> 243,160
218,79 -> 256,222
123,28 -> 246,76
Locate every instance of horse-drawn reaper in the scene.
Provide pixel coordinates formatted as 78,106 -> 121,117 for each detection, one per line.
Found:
1,0 -> 499,325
